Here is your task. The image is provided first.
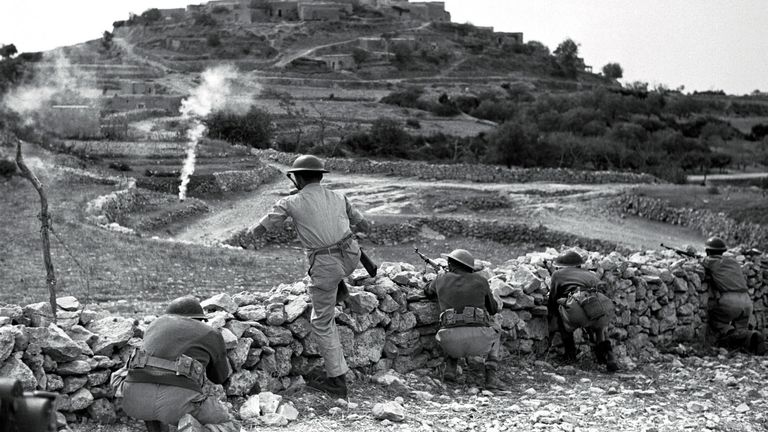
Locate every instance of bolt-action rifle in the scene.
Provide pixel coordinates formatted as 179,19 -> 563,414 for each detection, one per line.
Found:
414,248 -> 445,272
660,243 -> 701,259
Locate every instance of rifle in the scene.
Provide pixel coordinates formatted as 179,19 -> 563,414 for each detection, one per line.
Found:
0,378 -> 57,432
660,243 -> 700,259
414,248 -> 445,272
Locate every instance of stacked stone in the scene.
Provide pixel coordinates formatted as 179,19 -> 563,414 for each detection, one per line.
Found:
612,194 -> 768,250
252,149 -> 660,185
1,248 -> 766,425
227,216 -> 625,255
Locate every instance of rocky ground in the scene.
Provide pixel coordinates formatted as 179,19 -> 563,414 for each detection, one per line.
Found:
72,349 -> 768,432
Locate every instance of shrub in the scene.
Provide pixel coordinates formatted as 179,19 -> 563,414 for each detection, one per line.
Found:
602,62 -> 623,79
706,185 -> 720,195
195,13 -> 217,26
405,119 -> 421,129
204,107 -> 274,148
485,119 -> 540,168
207,34 -> 222,47
380,87 -> 430,111
140,8 -> 162,22
0,159 -> 16,178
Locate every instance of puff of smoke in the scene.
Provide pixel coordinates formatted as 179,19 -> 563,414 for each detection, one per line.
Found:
177,64 -> 261,200
1,50 -> 99,125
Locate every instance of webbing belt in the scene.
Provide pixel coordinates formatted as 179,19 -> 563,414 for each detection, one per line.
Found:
128,350 -> 206,388
440,307 -> 491,328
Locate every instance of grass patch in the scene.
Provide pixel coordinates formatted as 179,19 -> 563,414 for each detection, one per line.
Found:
633,184 -> 768,225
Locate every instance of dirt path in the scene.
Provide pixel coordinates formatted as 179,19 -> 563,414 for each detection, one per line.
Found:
170,164 -> 706,251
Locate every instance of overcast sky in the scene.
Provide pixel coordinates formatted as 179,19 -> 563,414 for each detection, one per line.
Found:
1,0 -> 766,95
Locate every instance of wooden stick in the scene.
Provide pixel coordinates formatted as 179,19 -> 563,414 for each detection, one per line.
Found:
14,139 -> 57,323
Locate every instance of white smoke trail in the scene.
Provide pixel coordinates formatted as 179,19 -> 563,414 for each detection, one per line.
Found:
177,64 -> 259,200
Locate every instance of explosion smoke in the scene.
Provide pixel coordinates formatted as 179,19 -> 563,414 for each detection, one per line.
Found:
177,64 -> 258,201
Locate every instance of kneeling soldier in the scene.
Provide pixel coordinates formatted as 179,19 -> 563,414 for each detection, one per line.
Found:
548,251 -> 619,372
121,296 -> 237,432
424,249 -> 502,389
703,237 -> 766,355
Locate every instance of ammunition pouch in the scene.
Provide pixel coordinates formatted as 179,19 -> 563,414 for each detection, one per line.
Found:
440,307 -> 491,328
128,349 -> 206,389
580,292 -> 610,322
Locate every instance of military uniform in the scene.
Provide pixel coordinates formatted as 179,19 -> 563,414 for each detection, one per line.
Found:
424,249 -> 502,388
700,237 -> 765,355
256,156 -> 367,396
121,305 -> 235,431
548,252 -> 618,371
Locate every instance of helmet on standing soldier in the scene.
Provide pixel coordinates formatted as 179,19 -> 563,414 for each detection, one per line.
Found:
287,155 -> 329,173
165,296 -> 206,319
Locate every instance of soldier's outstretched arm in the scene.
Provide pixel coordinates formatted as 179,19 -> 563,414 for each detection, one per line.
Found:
256,198 -> 290,234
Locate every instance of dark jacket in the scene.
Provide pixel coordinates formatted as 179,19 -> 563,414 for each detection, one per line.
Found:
126,315 -> 230,392
425,270 -> 499,317
548,267 -> 600,317
702,255 -> 748,294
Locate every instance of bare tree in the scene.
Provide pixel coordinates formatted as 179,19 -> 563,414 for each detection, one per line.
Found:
14,138 -> 58,322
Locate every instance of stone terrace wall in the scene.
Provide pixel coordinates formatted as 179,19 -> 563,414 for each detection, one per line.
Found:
227,216 -> 627,254
1,249 -> 766,425
252,149 -> 661,185
612,194 -> 768,250
136,165 -> 281,197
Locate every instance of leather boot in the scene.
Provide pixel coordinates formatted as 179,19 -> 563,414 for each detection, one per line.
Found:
307,373 -> 348,398
562,332 -> 578,362
484,364 -> 503,390
749,332 -> 767,356
597,341 -> 619,372
144,421 -> 168,432
443,357 -> 458,382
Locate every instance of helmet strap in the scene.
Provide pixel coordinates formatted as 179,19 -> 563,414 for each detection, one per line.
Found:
286,173 -> 302,190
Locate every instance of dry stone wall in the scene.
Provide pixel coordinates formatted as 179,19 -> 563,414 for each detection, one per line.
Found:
612,194 -> 768,250
253,149 -> 661,185
136,165 -> 281,197
1,248 -> 766,425
227,216 -> 627,254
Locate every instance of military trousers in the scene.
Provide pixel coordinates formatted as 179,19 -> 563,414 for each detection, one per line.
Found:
708,291 -> 753,349
436,326 -> 501,367
307,238 -> 361,378
121,382 -> 233,427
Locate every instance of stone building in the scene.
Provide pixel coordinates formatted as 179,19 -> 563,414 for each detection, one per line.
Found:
268,0 -> 300,20
157,8 -> 187,21
358,37 -> 389,51
297,2 -> 352,21
319,53 -> 356,70
495,32 -> 524,46
102,95 -> 183,113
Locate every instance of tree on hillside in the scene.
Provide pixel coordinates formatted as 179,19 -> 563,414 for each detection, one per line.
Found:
101,31 -> 113,51
602,62 -> 623,80
391,43 -> 413,69
141,8 -> 162,23
553,38 -> 580,78
486,120 -> 540,168
204,107 -> 274,148
0,44 -> 17,59
369,118 -> 410,157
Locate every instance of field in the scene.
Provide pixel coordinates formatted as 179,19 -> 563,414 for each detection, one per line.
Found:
632,184 -> 768,225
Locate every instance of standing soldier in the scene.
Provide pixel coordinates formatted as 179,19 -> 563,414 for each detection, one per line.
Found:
248,155 -> 370,398
548,251 -> 619,372
121,296 -> 237,432
702,237 -> 766,354
424,249 -> 503,389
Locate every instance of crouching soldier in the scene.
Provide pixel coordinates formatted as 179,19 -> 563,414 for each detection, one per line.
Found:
548,251 -> 619,372
424,249 -> 502,389
121,296 -> 237,432
703,237 -> 766,355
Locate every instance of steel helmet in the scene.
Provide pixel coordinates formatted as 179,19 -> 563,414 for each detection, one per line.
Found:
704,237 -> 727,251
165,296 -> 206,319
287,155 -> 329,173
442,249 -> 475,270
554,251 -> 585,268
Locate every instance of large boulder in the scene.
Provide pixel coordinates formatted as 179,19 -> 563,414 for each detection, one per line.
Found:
236,305 -> 267,321
27,324 -> 82,361
56,296 -> 81,312
0,356 -> 37,390
86,317 -> 135,356
347,291 -> 379,314
226,370 -> 260,396
201,294 -> 238,313
87,398 -> 117,424
22,302 -> 54,327
284,296 -> 310,322
372,401 -> 406,422
341,327 -> 385,368
407,302 -> 440,325
0,327 -> 15,363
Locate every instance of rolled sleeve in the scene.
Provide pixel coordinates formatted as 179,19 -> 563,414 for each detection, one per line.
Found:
345,196 -> 365,226
258,198 -> 290,231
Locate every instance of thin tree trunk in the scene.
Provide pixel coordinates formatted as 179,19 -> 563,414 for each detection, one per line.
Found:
15,140 -> 57,322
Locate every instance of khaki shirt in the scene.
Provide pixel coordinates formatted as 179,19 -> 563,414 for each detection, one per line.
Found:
258,183 -> 365,250
702,255 -> 748,294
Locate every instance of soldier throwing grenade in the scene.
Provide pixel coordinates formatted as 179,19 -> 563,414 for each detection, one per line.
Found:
548,251 -> 619,372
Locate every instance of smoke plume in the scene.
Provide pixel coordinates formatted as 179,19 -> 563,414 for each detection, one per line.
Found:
2,50 -> 99,124
177,64 -> 261,200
